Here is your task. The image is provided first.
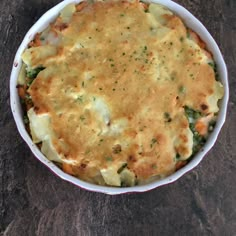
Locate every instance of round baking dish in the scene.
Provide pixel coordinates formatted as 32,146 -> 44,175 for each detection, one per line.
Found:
10,0 -> 229,195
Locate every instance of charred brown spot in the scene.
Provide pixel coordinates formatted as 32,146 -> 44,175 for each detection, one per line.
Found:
37,142 -> 42,149
31,86 -> 38,91
80,163 -> 87,169
175,161 -> 187,170
128,155 -> 136,162
34,106 -> 39,111
76,2 -> 88,12
55,23 -> 68,31
29,33 -> 42,47
112,144 -> 122,154
201,104 -> 208,110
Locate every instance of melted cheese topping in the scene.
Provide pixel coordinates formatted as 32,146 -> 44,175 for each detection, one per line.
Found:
21,1 -> 224,186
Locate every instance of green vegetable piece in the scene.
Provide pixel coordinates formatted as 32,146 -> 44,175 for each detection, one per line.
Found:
23,115 -> 29,125
208,62 -> 217,73
175,153 -> 181,161
184,106 -> 206,155
192,133 -> 206,154
26,66 -> 45,79
184,106 -> 201,121
208,62 -> 219,80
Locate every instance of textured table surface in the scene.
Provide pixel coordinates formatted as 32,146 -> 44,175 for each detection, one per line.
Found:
0,0 -> 236,235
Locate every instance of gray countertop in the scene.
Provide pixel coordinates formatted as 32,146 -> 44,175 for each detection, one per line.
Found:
1,0 -> 236,235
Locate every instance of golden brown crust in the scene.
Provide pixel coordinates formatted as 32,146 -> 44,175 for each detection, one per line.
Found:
24,1 -> 221,183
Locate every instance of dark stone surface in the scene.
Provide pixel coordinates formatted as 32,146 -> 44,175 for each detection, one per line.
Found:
0,0 -> 235,235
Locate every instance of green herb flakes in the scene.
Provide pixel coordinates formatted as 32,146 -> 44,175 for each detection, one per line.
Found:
106,157 -> 113,162
150,138 -> 158,148
164,112 -> 172,122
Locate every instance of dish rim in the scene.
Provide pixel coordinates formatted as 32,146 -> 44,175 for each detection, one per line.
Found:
10,0 -> 229,195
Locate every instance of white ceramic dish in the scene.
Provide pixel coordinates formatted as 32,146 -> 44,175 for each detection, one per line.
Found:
10,0 -> 229,195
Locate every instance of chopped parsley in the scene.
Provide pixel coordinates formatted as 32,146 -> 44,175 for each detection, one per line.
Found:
208,62 -> 216,72
208,62 -> 219,80
150,138 -> 158,148
179,86 -> 186,94
151,164 -> 157,169
80,115 -> 85,121
175,153 -> 181,161
187,30 -> 190,38
76,95 -> 84,103
164,112 -> 172,122
105,157 -> 113,162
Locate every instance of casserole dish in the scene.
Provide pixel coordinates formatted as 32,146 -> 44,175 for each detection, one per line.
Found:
10,0 -> 229,194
